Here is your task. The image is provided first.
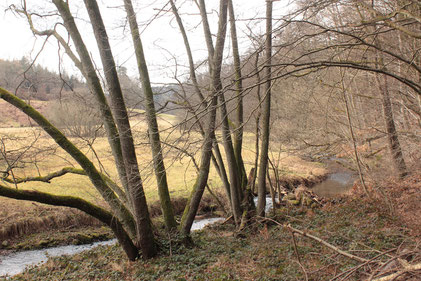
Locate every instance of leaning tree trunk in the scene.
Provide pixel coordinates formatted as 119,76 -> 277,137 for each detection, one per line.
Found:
52,0 -> 142,238
123,0 -> 177,230
0,183 -> 138,261
252,51 -> 262,195
217,84 -> 243,225
0,87 -> 138,260
257,0 -> 273,217
169,0 -> 232,203
198,0 -> 243,225
197,0 -> 215,71
371,17 -> 408,179
340,78 -> 370,197
180,0 -> 229,235
51,0 -> 130,207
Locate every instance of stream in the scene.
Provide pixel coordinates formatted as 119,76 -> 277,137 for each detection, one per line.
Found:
0,217 -> 225,277
0,168 -> 354,277
311,162 -> 356,197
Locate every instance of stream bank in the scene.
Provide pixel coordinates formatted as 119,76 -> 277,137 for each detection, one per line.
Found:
0,158 -> 357,278
6,192 -> 418,281
0,216 -> 225,277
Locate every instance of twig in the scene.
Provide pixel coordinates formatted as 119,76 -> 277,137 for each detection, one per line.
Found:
260,217 -> 368,263
368,257 -> 398,281
222,215 -> 233,225
331,248 -> 396,281
372,263 -> 421,281
286,224 -> 368,263
290,230 -> 309,281
290,230 -> 302,264
294,260 -> 309,281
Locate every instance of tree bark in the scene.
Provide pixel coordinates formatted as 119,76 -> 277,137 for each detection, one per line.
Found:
197,0 -> 243,225
228,0 -> 247,194
83,0 -> 158,257
341,80 -> 370,196
123,0 -> 177,231
257,0 -> 273,217
180,0 -> 229,235
197,0 -> 215,73
252,51 -> 262,195
218,86 -> 243,225
169,0 -> 231,202
51,0 -> 129,206
376,74 -> 408,178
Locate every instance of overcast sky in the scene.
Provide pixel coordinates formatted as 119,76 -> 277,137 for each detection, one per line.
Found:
0,0 -> 288,85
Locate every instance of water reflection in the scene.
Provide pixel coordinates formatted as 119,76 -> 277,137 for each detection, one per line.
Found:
312,172 -> 355,197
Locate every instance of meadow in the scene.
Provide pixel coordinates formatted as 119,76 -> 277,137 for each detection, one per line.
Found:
0,109 -> 327,238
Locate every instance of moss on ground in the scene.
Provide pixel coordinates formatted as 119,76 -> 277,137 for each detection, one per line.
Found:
6,197 -> 418,281
2,226 -> 113,252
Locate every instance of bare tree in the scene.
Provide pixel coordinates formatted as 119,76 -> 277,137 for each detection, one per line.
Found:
257,0 -> 273,217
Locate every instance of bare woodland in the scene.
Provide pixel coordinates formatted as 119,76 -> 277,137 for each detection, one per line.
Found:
0,0 -> 420,279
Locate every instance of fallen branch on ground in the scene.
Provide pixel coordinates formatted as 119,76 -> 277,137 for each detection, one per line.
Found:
260,216 -> 368,263
372,263 -> 421,281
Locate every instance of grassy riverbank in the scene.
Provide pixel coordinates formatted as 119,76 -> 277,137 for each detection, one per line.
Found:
6,177 -> 421,280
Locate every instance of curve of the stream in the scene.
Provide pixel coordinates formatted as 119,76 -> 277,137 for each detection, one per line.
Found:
0,168 -> 355,278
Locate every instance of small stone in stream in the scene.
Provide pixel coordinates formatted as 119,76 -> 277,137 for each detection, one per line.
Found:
1,240 -> 9,248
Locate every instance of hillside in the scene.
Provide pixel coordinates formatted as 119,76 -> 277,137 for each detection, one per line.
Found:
0,100 -> 51,128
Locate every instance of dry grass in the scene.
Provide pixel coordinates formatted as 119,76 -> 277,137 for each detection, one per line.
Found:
0,111 -> 326,241
351,170 -> 421,237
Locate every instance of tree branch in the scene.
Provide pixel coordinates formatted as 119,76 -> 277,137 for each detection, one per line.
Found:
2,167 -> 85,184
0,182 -> 138,260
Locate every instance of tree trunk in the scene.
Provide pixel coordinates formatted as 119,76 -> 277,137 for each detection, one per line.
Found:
83,0 -> 158,257
252,51 -> 262,195
51,0 -> 129,208
0,86 -> 138,251
169,0 -> 231,203
369,9 -> 408,179
218,86 -> 243,225
123,0 -> 177,231
257,0 -> 273,217
198,0 -> 243,225
228,0 -> 247,194
197,0 -> 215,73
180,0 -> 229,235
376,74 -> 408,178
341,78 -> 370,196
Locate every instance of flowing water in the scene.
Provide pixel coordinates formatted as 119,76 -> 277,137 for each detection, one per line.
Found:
253,196 -> 274,212
0,217 -> 225,277
0,240 -> 116,277
0,171 -> 353,277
